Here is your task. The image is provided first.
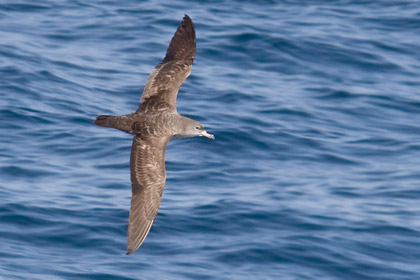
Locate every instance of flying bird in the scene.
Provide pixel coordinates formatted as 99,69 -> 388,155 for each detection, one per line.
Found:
95,15 -> 214,255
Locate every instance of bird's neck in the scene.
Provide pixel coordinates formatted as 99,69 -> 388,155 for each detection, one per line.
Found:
171,115 -> 193,138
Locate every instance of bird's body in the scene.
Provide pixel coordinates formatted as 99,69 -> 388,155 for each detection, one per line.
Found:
95,15 -> 213,255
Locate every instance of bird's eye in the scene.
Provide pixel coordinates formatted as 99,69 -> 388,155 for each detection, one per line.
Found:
195,126 -> 200,130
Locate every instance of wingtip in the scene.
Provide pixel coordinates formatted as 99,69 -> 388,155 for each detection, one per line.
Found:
126,247 -> 137,255
182,14 -> 194,26
162,13 -> 196,64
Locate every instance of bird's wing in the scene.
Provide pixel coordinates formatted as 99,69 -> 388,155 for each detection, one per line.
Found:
140,14 -> 196,109
126,135 -> 170,255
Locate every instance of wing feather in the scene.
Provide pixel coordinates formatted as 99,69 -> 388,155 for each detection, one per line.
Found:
126,135 -> 170,255
140,15 -> 196,108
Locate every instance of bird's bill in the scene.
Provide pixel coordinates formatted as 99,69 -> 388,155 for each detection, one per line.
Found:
201,131 -> 215,140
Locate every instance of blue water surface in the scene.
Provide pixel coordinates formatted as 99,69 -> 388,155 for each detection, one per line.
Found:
1,1 -> 420,279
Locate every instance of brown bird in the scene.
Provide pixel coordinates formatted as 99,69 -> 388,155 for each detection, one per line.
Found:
95,15 -> 214,255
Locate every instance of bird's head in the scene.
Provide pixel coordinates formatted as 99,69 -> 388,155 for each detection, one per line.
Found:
192,123 -> 215,139
177,118 -> 214,139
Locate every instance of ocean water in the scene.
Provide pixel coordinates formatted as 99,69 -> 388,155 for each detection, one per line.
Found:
1,0 -> 420,279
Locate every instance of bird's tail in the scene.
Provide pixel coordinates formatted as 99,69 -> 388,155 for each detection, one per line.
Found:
95,115 -> 117,128
95,114 -> 134,134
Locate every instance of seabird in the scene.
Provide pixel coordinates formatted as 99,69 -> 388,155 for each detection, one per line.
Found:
95,15 -> 214,255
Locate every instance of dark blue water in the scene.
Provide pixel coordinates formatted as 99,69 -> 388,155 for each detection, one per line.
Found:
1,1 -> 420,279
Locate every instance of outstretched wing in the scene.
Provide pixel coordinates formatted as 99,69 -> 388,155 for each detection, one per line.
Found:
140,14 -> 196,109
127,135 -> 170,254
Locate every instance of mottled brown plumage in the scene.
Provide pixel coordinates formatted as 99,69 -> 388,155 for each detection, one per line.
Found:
95,15 -> 214,255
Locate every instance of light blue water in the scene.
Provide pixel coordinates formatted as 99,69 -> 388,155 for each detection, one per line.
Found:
1,1 -> 420,279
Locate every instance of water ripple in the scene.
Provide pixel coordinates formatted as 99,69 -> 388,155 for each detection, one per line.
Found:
1,0 -> 420,279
